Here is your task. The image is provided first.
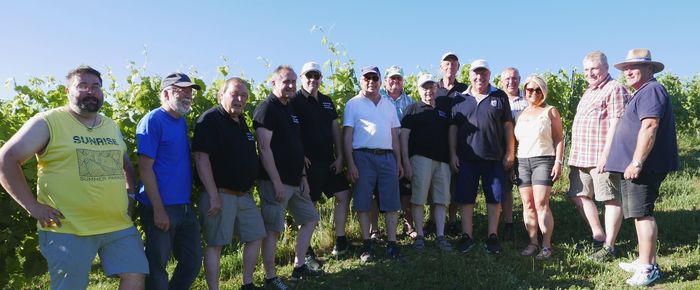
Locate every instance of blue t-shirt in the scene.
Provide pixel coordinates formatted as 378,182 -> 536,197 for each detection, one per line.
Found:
605,79 -> 679,174
136,107 -> 192,205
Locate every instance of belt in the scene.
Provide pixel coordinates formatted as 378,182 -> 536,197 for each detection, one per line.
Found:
356,148 -> 393,155
218,188 -> 248,196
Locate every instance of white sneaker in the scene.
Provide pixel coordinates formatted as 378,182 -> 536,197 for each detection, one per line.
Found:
618,259 -> 642,273
625,265 -> 661,286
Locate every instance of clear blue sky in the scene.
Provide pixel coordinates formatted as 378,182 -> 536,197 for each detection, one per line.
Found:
2,0 -> 698,99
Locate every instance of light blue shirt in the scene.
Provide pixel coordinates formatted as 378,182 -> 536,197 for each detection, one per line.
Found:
380,88 -> 415,121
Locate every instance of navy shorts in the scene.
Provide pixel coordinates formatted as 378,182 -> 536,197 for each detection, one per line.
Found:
352,150 -> 401,212
306,160 -> 350,202
620,172 -> 667,218
454,160 -> 505,204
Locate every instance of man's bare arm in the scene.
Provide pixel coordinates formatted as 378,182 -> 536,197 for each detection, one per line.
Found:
0,115 -> 64,228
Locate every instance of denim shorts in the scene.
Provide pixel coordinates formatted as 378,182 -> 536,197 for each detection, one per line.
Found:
620,172 -> 667,218
517,156 -> 555,187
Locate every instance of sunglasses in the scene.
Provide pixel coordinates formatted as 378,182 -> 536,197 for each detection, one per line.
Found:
305,72 -> 321,80
525,87 -> 543,94
363,75 -> 379,82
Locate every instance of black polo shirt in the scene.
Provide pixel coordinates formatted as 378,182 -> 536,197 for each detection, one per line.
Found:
290,89 -> 339,163
192,105 -> 259,192
253,93 -> 305,186
437,79 -> 468,106
452,85 -> 513,161
401,101 -> 452,163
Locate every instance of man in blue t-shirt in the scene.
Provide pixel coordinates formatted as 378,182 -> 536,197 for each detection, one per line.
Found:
136,73 -> 202,290
606,49 -> 679,287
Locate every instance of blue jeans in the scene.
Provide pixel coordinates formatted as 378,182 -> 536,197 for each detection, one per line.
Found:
140,204 -> 202,290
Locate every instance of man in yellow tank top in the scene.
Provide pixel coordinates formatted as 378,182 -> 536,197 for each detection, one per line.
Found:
0,66 -> 148,290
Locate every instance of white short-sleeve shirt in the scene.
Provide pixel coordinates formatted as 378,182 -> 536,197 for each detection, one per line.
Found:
343,93 -> 400,149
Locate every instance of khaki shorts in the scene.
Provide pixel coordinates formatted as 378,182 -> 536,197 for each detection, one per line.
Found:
410,155 -> 451,205
258,180 -> 320,233
567,167 -> 621,201
200,191 -> 267,245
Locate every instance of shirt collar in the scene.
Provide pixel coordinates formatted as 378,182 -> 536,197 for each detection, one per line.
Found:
591,74 -> 613,90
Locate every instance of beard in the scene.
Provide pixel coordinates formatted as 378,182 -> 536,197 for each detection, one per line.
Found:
173,99 -> 192,115
77,95 -> 102,113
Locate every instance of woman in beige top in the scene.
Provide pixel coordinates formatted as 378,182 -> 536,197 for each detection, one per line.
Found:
513,75 -> 564,259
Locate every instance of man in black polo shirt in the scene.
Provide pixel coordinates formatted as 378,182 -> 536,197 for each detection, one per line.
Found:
254,65 -> 322,288
437,52 -> 468,235
449,59 -> 515,255
193,77 -> 267,290
290,62 -> 351,260
400,74 -> 453,252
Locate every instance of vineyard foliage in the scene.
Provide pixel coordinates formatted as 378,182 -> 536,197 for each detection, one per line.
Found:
1,40 -> 699,287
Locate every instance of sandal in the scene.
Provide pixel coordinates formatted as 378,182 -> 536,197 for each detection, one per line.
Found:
536,247 -> 554,260
521,243 -> 540,256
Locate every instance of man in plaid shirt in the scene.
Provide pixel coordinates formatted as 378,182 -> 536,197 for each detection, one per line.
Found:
567,51 -> 630,262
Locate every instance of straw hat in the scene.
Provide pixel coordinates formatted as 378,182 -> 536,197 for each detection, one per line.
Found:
614,48 -> 664,73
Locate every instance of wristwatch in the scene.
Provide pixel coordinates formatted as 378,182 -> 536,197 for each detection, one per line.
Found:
632,160 -> 643,168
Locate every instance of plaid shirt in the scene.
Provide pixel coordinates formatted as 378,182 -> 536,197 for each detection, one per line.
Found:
568,75 -> 630,167
509,91 -> 528,121
380,88 -> 415,121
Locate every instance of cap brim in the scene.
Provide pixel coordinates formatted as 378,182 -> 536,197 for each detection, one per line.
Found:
386,73 -> 402,78
470,66 -> 489,72
418,80 -> 437,87
614,60 -> 664,73
301,69 -> 322,76
175,82 -> 202,90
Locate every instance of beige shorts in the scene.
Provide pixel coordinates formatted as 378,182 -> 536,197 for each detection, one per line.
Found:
199,191 -> 267,245
567,167 -> 621,201
258,180 -> 320,233
410,155 -> 451,205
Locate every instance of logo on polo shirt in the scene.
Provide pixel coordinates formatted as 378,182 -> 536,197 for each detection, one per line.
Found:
291,115 -> 300,124
246,132 -> 254,141
438,110 -> 447,118
491,99 -> 498,107
322,102 -> 334,110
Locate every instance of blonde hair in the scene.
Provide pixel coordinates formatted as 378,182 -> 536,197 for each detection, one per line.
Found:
523,74 -> 548,106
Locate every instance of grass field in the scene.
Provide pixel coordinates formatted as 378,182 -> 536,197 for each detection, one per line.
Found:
24,134 -> 700,290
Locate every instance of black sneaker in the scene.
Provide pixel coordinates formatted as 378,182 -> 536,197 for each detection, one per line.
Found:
457,233 -> 475,252
240,283 -> 263,290
485,233 -> 502,254
386,244 -> 403,260
331,236 -> 349,256
264,277 -> 290,290
290,264 -> 323,282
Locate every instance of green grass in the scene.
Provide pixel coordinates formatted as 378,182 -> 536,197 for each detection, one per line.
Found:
23,134 -> 700,289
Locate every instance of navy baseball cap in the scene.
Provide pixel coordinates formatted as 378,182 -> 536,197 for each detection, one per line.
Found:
161,73 -> 201,90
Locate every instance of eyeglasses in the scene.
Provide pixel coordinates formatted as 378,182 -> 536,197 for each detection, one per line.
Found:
305,72 -> 321,80
363,75 -> 379,82
525,87 -> 542,94
168,86 -> 194,94
76,83 -> 102,92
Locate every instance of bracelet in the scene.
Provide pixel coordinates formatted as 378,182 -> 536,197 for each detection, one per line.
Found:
555,160 -> 564,165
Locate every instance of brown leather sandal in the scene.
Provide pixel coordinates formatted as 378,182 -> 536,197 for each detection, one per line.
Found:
521,243 -> 540,256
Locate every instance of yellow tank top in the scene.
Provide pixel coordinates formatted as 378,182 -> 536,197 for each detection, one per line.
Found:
36,107 -> 132,235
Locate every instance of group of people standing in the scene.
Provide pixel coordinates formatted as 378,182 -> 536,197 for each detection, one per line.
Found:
0,48 -> 678,289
